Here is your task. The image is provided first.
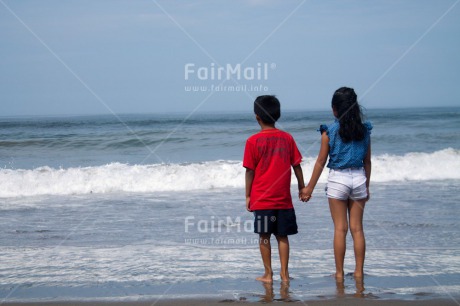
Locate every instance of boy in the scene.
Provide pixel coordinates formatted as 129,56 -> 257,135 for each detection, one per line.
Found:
243,95 -> 305,283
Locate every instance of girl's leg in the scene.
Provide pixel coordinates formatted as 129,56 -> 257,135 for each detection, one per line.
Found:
348,199 -> 366,278
328,198 -> 349,280
257,233 -> 273,282
275,235 -> 290,282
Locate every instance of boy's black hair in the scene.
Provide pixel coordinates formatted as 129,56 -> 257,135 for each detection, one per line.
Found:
254,95 -> 280,124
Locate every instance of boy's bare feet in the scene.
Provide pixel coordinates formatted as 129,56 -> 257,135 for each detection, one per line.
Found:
256,273 -> 273,283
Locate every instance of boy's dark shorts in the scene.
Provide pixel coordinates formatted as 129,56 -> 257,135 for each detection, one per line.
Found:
253,208 -> 298,236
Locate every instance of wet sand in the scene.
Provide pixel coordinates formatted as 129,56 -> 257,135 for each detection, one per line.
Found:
2,298 -> 460,306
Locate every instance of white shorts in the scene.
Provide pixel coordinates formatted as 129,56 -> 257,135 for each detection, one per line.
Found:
326,168 -> 368,201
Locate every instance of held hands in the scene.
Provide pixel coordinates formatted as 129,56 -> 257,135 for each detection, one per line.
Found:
299,185 -> 313,202
248,185 -> 314,210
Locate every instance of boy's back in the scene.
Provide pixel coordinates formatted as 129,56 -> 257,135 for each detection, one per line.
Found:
243,129 -> 302,210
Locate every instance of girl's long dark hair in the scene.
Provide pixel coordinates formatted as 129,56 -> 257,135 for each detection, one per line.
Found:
332,87 -> 365,142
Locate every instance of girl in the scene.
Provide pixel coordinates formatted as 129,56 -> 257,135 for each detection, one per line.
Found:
302,87 -> 372,281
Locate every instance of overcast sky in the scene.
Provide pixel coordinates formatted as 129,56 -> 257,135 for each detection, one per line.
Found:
1,0 -> 459,116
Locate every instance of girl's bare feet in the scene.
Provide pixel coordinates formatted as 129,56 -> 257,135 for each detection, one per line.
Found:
334,271 -> 344,282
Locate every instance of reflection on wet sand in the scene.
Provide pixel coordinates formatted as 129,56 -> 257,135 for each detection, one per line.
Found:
335,279 -> 345,297
354,277 -> 365,298
260,282 -> 274,303
259,281 -> 299,302
335,276 -> 366,298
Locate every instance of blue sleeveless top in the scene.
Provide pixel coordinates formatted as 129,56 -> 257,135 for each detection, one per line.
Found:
319,120 -> 372,169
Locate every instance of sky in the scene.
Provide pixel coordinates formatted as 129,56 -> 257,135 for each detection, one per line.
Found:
1,0 -> 459,116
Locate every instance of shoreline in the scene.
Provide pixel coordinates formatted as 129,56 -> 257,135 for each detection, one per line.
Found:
2,273 -> 458,305
2,298 -> 460,306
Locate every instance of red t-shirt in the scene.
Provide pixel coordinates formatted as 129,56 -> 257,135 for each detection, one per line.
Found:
243,129 -> 302,210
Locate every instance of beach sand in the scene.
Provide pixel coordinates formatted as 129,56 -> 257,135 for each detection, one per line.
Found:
2,299 -> 460,306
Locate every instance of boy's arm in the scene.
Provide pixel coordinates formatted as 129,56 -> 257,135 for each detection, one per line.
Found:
302,132 -> 329,199
245,168 -> 255,212
292,164 -> 305,199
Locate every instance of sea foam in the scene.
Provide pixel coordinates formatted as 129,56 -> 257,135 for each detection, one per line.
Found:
1,148 -> 458,197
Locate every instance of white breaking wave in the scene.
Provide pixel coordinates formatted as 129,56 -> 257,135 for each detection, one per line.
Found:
0,148 -> 458,198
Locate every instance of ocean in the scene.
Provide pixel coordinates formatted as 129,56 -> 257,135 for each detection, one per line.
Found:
0,107 -> 459,303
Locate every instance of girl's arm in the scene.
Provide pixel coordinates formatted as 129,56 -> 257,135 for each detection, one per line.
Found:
245,168 -> 255,211
301,132 -> 329,199
363,141 -> 372,200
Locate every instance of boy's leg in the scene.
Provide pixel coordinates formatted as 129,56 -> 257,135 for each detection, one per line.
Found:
348,199 -> 366,278
328,198 -> 349,280
275,235 -> 290,282
257,233 -> 273,283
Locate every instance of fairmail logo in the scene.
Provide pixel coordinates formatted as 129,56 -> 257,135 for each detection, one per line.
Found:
184,62 -> 276,81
